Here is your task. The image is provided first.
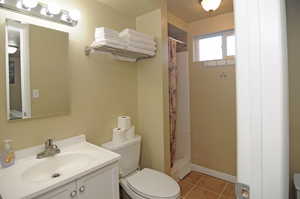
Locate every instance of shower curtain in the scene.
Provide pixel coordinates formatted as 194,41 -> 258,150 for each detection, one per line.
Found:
168,39 -> 178,168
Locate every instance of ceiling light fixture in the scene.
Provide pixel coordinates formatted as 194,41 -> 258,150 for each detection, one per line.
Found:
200,0 -> 222,12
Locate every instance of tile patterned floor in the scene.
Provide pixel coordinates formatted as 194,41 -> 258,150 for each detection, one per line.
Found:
179,171 -> 235,199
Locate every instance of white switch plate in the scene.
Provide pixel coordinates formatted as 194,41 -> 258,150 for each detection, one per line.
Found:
32,89 -> 40,98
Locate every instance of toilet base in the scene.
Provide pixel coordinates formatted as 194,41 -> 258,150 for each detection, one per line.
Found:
120,186 -> 132,199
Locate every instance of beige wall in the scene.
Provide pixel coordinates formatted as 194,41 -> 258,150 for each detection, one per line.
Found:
29,25 -> 69,118
287,0 -> 300,198
0,0 -> 138,151
188,13 -> 237,176
136,3 -> 170,172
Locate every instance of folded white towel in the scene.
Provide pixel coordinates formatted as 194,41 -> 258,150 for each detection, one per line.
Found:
125,41 -> 156,51
95,37 -> 120,42
92,40 -> 125,50
126,46 -> 155,56
95,33 -> 119,40
95,38 -> 125,45
120,35 -> 156,46
95,31 -> 118,36
95,34 -> 120,41
112,55 -> 137,62
120,29 -> 154,41
95,27 -> 119,35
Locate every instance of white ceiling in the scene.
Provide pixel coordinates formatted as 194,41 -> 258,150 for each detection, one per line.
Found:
167,0 -> 234,22
95,0 -> 161,18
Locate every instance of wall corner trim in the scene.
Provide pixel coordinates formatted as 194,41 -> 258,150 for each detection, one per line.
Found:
191,164 -> 237,183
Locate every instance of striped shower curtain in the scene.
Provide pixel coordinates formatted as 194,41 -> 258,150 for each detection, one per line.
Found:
168,39 -> 178,168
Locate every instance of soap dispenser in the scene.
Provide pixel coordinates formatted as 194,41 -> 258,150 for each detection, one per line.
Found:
1,140 -> 15,168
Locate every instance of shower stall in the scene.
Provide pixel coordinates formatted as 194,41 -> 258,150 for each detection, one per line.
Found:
168,24 -> 191,179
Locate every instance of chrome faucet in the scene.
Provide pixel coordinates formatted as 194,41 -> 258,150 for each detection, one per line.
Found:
37,139 -> 61,159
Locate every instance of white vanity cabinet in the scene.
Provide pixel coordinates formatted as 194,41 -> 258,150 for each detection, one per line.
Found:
34,182 -> 77,199
34,163 -> 119,199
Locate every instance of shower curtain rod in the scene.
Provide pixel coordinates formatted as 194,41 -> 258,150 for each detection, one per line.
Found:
169,37 -> 186,45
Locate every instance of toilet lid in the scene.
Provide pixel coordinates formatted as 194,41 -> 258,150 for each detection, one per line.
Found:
127,168 -> 180,199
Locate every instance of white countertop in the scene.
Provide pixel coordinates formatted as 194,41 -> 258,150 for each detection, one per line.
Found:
0,135 -> 120,199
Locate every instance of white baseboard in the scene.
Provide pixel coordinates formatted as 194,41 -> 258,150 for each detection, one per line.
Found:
191,164 -> 237,183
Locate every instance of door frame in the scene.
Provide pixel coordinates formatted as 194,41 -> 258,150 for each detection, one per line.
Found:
234,0 -> 289,198
5,20 -> 31,120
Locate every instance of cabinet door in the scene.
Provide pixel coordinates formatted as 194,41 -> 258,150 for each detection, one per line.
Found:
34,182 -> 78,199
77,163 -> 119,199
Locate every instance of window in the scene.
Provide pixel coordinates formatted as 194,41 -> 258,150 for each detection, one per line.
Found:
199,35 -> 223,61
194,30 -> 235,62
226,34 -> 235,56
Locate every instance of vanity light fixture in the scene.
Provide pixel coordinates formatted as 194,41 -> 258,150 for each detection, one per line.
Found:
200,0 -> 222,12
70,10 -> 80,21
21,0 -> 38,9
61,9 -> 80,24
60,12 -> 69,22
47,3 -> 60,15
40,6 -> 48,16
40,4 -> 60,17
16,1 -> 23,9
0,0 -> 79,26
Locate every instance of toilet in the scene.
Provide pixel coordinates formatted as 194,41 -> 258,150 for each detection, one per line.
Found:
102,135 -> 181,199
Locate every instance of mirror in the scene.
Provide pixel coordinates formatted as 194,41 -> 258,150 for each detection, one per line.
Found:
5,19 -> 69,120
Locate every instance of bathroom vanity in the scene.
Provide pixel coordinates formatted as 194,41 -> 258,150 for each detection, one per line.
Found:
0,136 -> 120,199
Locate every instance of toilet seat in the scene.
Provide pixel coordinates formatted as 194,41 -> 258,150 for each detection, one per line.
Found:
126,168 -> 180,199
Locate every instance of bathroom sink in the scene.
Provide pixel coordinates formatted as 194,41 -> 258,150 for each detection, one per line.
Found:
0,135 -> 121,199
22,153 -> 93,183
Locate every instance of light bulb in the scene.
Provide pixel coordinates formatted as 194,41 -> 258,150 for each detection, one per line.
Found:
61,13 -> 69,22
22,0 -> 38,9
47,3 -> 60,15
69,10 -> 80,21
8,46 -> 18,54
16,1 -> 23,9
201,0 -> 222,12
40,7 -> 47,16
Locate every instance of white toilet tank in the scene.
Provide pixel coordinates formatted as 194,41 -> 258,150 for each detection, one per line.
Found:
102,136 -> 141,177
